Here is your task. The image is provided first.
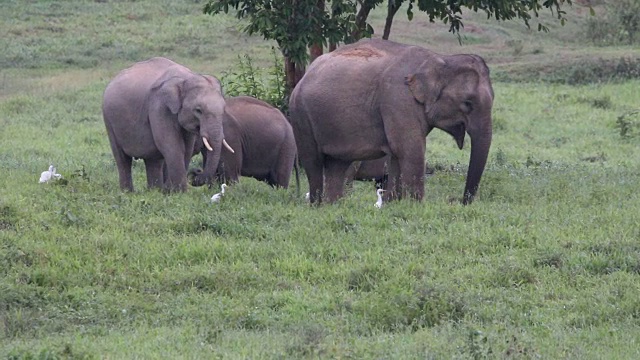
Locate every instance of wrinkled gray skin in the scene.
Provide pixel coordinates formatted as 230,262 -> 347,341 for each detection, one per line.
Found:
289,39 -> 493,205
190,96 -> 298,189
102,57 -> 227,192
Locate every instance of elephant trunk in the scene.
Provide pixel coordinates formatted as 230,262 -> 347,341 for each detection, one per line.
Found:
463,118 -> 492,205
191,121 -> 225,187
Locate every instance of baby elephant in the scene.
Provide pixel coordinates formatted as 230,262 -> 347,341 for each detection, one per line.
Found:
190,96 -> 297,188
345,156 -> 435,189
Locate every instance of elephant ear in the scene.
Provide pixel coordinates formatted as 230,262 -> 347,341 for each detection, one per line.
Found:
405,59 -> 446,105
405,73 -> 429,104
202,75 -> 223,95
405,72 -> 442,106
154,77 -> 185,114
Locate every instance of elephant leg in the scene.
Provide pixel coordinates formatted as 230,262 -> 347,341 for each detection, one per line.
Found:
265,176 -> 279,188
271,142 -> 297,189
183,136 -> 196,171
107,138 -> 134,191
303,158 -> 324,204
145,159 -> 164,190
323,158 -> 352,203
343,161 -> 360,191
152,127 -> 189,192
219,152 -> 241,185
270,171 -> 292,189
374,175 -> 388,190
114,150 -> 133,192
164,157 -> 188,192
271,153 -> 295,189
398,152 -> 425,200
385,156 -> 401,201
162,162 -> 169,184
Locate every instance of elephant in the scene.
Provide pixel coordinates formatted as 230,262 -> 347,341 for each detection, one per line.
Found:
189,96 -> 298,189
289,38 -> 493,205
344,157 -> 390,189
344,156 -> 435,190
102,57 -> 234,192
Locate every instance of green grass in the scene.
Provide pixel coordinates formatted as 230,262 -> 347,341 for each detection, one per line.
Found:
2,1 -> 640,358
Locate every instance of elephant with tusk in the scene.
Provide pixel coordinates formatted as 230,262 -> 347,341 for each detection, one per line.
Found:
189,96 -> 298,190
203,137 -> 235,154
289,39 -> 494,205
102,57 -> 234,192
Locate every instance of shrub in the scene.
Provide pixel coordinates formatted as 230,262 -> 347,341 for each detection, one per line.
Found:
615,110 -> 640,139
220,48 -> 287,113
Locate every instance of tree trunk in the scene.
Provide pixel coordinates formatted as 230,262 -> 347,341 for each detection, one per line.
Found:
383,0 -> 401,40
284,57 -> 306,95
295,62 -> 305,85
309,0 -> 325,62
351,2 -> 374,42
309,43 -> 323,63
285,57 -> 297,94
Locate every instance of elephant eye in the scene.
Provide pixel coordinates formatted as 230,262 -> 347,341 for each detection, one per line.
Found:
462,100 -> 474,113
194,107 -> 203,115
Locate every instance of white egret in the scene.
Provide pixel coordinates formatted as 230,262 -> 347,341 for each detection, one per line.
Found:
375,188 -> 385,209
39,165 -> 61,183
210,184 -> 227,203
305,192 -> 310,201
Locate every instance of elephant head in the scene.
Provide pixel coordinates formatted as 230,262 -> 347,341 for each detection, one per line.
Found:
188,109 -> 236,187
406,54 -> 493,204
152,73 -> 234,189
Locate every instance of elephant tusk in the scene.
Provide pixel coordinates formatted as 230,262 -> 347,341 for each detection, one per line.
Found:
223,139 -> 235,154
202,137 -> 214,152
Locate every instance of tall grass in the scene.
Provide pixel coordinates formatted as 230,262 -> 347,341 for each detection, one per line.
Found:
2,1 -> 640,358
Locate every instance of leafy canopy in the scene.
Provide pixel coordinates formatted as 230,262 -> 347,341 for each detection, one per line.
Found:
205,0 -> 362,66
204,0 -> 574,69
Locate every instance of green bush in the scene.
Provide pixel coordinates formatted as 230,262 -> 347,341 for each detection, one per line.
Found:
615,110 -> 640,139
220,48 -> 288,113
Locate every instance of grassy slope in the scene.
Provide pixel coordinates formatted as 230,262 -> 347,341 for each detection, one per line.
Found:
2,1 -> 640,358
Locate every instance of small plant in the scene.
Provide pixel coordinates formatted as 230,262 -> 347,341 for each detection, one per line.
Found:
220,48 -> 287,113
7,343 -> 94,360
576,94 -> 612,109
463,329 -> 493,360
0,203 -> 19,231
615,110 -> 640,139
494,148 -> 507,167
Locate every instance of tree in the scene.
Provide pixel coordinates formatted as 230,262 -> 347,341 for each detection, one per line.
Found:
204,0 -> 351,93
204,0 -> 574,92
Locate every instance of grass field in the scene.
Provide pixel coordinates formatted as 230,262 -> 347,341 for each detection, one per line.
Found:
2,1 -> 640,358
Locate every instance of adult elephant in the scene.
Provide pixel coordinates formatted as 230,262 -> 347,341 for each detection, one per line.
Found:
102,57 -> 234,192
189,96 -> 298,189
289,39 -> 493,205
